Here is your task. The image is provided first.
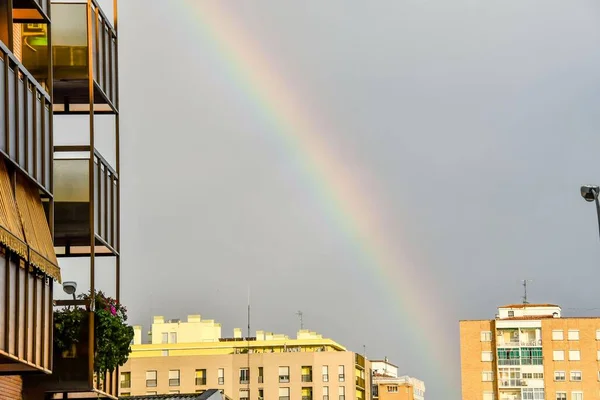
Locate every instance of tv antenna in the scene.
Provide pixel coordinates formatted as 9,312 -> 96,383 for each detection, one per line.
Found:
522,280 -> 533,304
296,311 -> 304,330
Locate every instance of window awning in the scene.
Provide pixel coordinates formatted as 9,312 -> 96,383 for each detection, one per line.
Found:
15,173 -> 61,282
0,160 -> 28,259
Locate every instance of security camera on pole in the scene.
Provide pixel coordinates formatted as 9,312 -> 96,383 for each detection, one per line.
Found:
580,185 -> 600,241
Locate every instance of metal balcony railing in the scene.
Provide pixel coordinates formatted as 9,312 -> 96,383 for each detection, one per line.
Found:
499,379 -> 527,387
0,40 -> 52,193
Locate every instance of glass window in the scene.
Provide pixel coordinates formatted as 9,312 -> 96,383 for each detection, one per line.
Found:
553,350 -> 564,361
554,371 -> 565,381
480,331 -> 492,342
569,350 -> 581,361
570,371 -> 582,381
568,330 -> 579,340
552,330 -> 563,340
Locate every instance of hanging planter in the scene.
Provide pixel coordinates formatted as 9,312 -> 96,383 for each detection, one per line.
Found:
53,290 -> 134,377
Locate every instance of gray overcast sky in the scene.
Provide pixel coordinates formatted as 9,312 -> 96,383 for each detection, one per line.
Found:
112,1 -> 600,398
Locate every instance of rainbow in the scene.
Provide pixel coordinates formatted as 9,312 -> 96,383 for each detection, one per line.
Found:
172,1 -> 459,396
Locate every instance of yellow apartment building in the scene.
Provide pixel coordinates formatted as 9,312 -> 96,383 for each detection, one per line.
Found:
119,315 -> 371,400
371,359 -> 425,400
460,303 -> 600,400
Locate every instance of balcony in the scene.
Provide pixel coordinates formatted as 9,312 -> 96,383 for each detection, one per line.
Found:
0,160 -> 59,375
23,311 -> 119,399
355,353 -> 365,368
499,379 -> 527,388
53,147 -> 118,256
356,376 -> 365,388
13,0 -> 51,22
0,40 -> 52,193
51,0 -> 117,112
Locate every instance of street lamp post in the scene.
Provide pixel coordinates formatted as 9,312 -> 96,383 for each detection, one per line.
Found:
580,185 -> 600,241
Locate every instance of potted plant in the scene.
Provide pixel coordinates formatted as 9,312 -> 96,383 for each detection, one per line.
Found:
54,290 -> 134,379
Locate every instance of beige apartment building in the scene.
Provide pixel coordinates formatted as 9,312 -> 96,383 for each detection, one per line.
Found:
371,359 -> 425,400
120,315 -> 371,400
460,303 -> 600,400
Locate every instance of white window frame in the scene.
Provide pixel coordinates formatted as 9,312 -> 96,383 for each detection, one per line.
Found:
554,371 -> 565,381
483,391 -> 494,400
570,371 -> 582,381
482,371 -> 494,382
568,330 -> 579,341
553,350 -> 564,361
571,392 -> 583,400
481,351 -> 493,362
555,393 -> 567,400
569,350 -> 581,361
552,330 -> 563,340
480,331 -> 492,342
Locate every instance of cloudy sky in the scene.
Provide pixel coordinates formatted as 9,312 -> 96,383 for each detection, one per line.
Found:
61,1 -> 600,398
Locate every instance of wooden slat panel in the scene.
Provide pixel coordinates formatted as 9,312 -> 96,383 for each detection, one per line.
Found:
0,160 -> 27,258
15,173 -> 60,281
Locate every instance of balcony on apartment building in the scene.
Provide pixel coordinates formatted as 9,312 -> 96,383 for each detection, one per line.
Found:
496,329 -> 542,347
0,0 -> 59,377
0,26 -> 52,193
499,392 -> 521,400
51,0 -> 116,112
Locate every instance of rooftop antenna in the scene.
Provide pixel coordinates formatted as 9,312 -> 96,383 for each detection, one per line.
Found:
296,310 -> 304,330
522,280 -> 533,305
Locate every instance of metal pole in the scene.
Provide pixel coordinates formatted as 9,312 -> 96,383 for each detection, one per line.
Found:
594,196 -> 600,243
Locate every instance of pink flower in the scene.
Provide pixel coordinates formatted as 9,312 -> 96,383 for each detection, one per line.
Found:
111,305 -> 116,316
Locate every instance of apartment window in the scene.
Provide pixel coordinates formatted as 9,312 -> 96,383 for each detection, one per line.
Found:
338,365 -> 345,382
146,370 -> 157,387
556,393 -> 567,400
120,372 -> 131,389
161,332 -> 168,344
302,366 -> 313,382
481,331 -> 492,342
482,371 -> 494,382
597,329 -> 600,340
259,389 -> 264,400
554,371 -> 565,381
258,367 -> 264,383
323,386 -> 329,400
521,347 -> 542,365
569,350 -> 581,361
240,389 -> 250,400
508,311 -> 514,317
572,392 -> 583,400
522,388 -> 544,400
568,330 -> 580,341
240,368 -> 250,384
302,387 -> 313,400
279,387 -> 290,400
552,330 -> 563,340
195,369 -> 207,385
553,350 -> 564,361
387,386 -> 398,393
481,351 -> 493,362
483,392 -> 494,400
218,368 -> 224,385
338,386 -> 345,400
322,365 -> 329,382
170,332 -> 178,344
169,370 -> 180,386
521,372 -> 543,379
279,366 -> 290,383
570,371 -> 582,381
